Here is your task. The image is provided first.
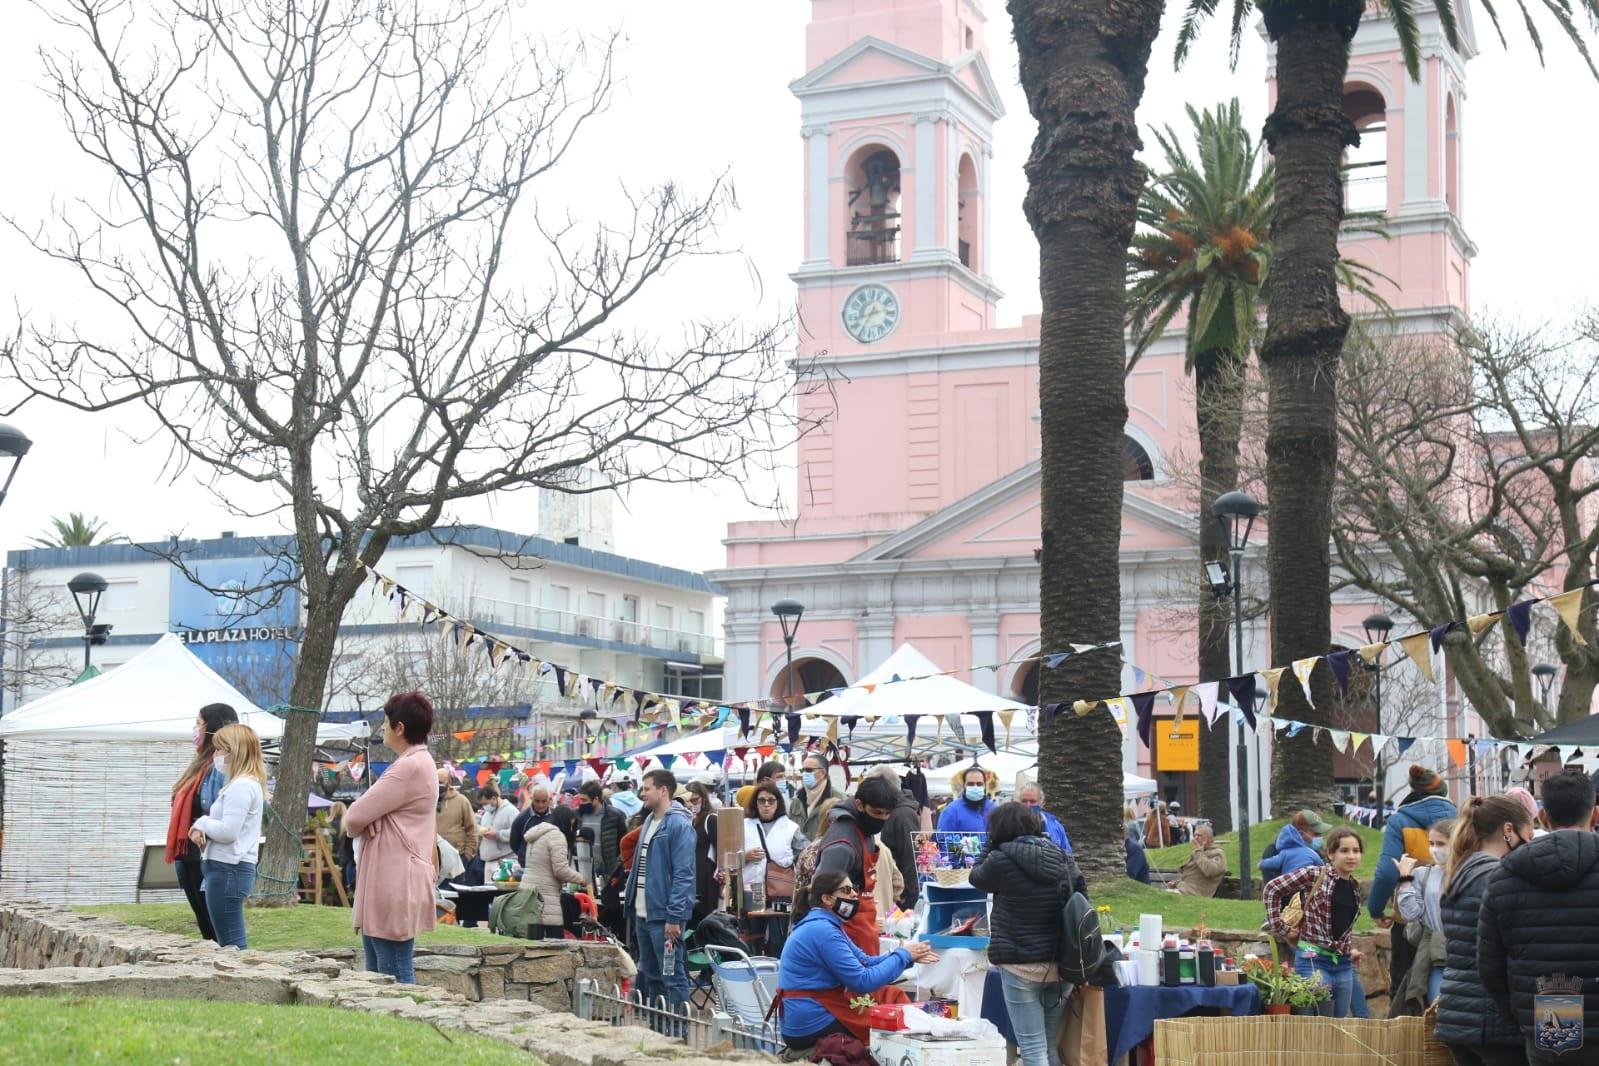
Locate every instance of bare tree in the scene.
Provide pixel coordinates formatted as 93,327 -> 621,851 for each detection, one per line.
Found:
2,568 -> 82,706
1333,319 -> 1599,736
6,0 -> 807,899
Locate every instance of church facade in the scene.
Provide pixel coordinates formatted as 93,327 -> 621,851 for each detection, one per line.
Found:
709,0 -> 1481,815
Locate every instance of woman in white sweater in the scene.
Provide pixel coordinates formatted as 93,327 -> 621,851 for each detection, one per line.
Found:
187,724 -> 266,949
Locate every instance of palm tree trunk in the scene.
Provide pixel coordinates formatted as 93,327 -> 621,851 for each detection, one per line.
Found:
1195,347 -> 1245,831
1009,0 -> 1163,884
1259,1 -> 1363,813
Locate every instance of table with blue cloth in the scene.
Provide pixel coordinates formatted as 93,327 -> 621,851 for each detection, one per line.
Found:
980,968 -> 1261,1063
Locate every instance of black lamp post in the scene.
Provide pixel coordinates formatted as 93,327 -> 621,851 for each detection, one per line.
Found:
1211,490 -> 1260,900
771,598 -> 805,707
66,571 -> 114,671
0,423 -> 32,508
1362,612 -> 1394,825
1532,662 -> 1559,710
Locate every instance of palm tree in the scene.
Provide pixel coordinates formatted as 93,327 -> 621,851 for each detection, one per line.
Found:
1173,0 -> 1598,812
30,513 -> 123,548
1008,0 -> 1166,884
1126,100 -> 1272,834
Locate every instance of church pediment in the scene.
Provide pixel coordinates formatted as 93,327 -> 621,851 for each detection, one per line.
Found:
791,38 -> 1005,118
850,460 -> 1198,563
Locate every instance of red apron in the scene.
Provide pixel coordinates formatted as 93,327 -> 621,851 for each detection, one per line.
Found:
771,985 -> 873,1043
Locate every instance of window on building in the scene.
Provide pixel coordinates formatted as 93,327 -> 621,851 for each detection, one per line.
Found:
957,154 -> 980,271
1343,88 -> 1388,213
101,580 -> 138,612
396,564 -> 433,597
844,145 -> 902,266
1122,435 -> 1156,481
652,603 -> 674,632
686,609 -> 706,634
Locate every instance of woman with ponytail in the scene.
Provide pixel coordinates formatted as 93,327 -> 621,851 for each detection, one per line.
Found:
165,702 -> 239,942
1435,795 -> 1533,1065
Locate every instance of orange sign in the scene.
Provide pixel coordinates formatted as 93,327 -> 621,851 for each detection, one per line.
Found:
1156,719 -> 1199,773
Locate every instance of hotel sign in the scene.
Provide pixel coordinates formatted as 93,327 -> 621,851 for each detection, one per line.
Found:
175,626 -> 298,645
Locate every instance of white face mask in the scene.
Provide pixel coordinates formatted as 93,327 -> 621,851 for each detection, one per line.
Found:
212,753 -> 227,774
1430,845 -> 1448,866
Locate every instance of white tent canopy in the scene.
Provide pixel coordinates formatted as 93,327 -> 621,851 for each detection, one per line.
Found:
806,643 -> 1031,722
0,633 -> 366,743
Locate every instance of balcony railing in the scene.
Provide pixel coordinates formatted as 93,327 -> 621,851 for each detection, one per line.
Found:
846,212 -> 901,266
461,596 -> 721,658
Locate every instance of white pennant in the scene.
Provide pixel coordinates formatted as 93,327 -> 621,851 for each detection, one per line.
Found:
1194,681 -> 1221,726
1328,728 -> 1351,754
1292,658 -> 1319,707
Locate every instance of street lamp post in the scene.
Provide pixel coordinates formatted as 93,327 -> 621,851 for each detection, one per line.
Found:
1211,490 -> 1260,901
0,423 -> 33,508
771,599 -> 805,708
1362,612 -> 1394,826
66,571 -> 113,672
1532,662 -> 1559,711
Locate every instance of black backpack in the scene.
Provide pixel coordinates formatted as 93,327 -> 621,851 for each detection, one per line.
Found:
1057,890 -> 1110,985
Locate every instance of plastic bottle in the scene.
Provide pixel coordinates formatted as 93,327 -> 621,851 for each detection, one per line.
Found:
662,935 -> 677,977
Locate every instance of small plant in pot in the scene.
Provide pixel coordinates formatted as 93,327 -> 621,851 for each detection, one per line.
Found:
1240,942 -> 1331,1016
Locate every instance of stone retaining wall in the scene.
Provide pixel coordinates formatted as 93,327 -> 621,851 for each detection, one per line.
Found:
0,902 -> 762,1066
0,902 -> 632,1011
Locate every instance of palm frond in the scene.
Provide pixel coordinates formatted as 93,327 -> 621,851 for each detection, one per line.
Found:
1175,0 -> 1255,69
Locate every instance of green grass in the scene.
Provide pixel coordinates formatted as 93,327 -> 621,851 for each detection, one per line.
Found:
0,997 -> 540,1064
1145,816 -> 1384,881
78,902 -> 522,952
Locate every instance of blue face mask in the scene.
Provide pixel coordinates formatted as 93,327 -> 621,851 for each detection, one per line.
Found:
801,771 -> 819,789
1309,835 -> 1324,851
965,786 -> 987,803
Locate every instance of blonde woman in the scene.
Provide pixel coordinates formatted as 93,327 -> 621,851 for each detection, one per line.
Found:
187,723 -> 267,949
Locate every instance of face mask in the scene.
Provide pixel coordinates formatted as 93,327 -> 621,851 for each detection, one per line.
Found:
192,727 -> 203,749
1309,835 -> 1323,851
1505,831 -> 1528,852
965,786 -> 987,803
1430,845 -> 1448,866
1029,803 -> 1044,814
212,754 -> 227,774
854,809 -> 887,835
802,771 -> 819,789
830,896 -> 858,921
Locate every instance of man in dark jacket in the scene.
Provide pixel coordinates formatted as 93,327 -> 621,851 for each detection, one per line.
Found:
578,780 -> 627,880
814,775 -> 899,901
875,771 -> 923,909
510,785 -> 554,866
1480,770 -> 1599,1065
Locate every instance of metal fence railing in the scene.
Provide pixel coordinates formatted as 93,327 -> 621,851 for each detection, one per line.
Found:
573,978 -> 781,1055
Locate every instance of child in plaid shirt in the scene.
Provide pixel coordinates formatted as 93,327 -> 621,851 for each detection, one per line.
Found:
1263,826 -> 1366,1016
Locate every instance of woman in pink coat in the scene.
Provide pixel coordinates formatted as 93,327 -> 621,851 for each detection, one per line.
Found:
344,691 -> 439,983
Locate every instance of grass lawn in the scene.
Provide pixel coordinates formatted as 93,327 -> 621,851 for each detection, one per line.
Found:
1144,816 -> 1384,881
78,902 -> 522,952
0,997 -> 538,1065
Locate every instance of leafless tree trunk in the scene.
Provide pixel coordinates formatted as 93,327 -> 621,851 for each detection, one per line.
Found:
7,0 -> 808,901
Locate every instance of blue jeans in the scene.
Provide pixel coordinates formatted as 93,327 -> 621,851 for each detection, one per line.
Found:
363,934 -> 416,984
633,916 -> 691,1030
999,969 -> 1070,1066
1295,945 -> 1357,1017
201,859 -> 255,949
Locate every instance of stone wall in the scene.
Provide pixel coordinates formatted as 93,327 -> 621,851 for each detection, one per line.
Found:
0,902 -> 763,1066
0,902 -> 632,1011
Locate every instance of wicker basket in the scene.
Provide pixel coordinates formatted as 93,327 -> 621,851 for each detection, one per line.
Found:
930,868 -> 971,886
1420,1004 -> 1452,1066
1155,1014 -> 1437,1065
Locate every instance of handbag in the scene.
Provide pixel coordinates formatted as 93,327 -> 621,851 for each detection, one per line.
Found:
1278,865 -> 1329,941
755,821 -> 796,902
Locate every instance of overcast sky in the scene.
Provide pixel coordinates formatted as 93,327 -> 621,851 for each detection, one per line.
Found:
1,1 -> 1593,578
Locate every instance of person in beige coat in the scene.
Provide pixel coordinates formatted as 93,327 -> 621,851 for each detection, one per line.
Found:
1174,823 -> 1228,897
522,819 -> 584,939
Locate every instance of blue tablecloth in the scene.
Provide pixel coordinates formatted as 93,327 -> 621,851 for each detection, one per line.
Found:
981,969 -> 1261,1062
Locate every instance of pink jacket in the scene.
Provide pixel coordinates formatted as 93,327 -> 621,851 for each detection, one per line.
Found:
344,744 -> 438,942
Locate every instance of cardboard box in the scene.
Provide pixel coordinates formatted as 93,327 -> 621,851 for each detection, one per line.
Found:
1214,971 -> 1242,986
868,1029 -> 1007,1066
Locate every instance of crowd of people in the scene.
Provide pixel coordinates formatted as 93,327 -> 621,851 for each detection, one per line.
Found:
163,698 -> 1599,1066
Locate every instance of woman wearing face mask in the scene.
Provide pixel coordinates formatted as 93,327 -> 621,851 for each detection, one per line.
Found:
166,702 -> 240,942
186,723 -> 266,949
1263,827 -> 1367,1017
1393,817 -> 1456,1011
790,755 -> 834,840
937,765 -> 996,833
775,870 -> 938,1049
1435,796 -> 1534,1065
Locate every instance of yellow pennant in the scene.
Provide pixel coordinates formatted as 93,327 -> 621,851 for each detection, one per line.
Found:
1466,613 -> 1500,636
1356,643 -> 1386,666
1169,686 -> 1189,727
1548,588 -> 1590,646
998,709 -> 1015,749
1105,696 -> 1132,729
1072,699 -> 1099,717
1262,667 -> 1286,715
1291,657 -> 1319,707
1398,632 -> 1435,682
826,717 -> 839,743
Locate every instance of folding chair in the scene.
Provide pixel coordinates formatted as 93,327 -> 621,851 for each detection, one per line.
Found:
681,927 -> 717,1010
703,942 -> 781,1050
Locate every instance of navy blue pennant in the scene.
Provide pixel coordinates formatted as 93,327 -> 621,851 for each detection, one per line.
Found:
974,711 -> 996,754
1327,650 -> 1352,699
1430,621 -> 1462,653
1506,600 -> 1534,646
786,713 -> 802,745
1226,676 -> 1258,729
1131,693 -> 1157,748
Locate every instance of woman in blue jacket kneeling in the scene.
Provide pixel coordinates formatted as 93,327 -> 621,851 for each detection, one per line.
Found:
776,869 -> 938,1049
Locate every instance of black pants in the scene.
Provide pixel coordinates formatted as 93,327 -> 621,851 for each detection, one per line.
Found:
783,1019 -> 853,1051
532,924 -> 567,940
174,858 -> 216,942
1389,923 -> 1417,997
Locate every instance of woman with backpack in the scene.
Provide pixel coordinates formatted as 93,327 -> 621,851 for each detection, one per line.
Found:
1263,826 -> 1366,1017
969,802 -> 1085,1066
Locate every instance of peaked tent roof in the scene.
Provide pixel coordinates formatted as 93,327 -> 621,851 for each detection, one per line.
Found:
1528,714 -> 1599,747
0,633 -> 366,743
806,642 -> 1030,720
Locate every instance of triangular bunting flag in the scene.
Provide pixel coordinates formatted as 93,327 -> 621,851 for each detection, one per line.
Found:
1430,621 -> 1462,653
1326,650 -> 1352,699
1505,600 -> 1535,646
1131,692 -> 1157,748
1262,668 -> 1285,716
905,714 -> 922,754
1292,658 -> 1319,707
1226,675 -> 1257,730
1445,739 -> 1467,768
1105,696 -> 1132,729
1327,728 -> 1351,754
1466,613 -> 1500,636
1396,737 -> 1416,756
1549,588 -> 1590,646
1561,745 -> 1582,764
1357,642 -> 1386,666
1349,731 -> 1369,753
1073,699 -> 1100,717
1169,686 -> 1190,723
1194,681 -> 1221,726
974,710 -> 997,754
1398,632 -> 1436,683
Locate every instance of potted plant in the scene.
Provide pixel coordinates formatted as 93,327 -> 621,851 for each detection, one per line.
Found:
1240,943 -> 1332,1016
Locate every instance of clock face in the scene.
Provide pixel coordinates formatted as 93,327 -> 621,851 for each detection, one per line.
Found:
841,284 -> 900,344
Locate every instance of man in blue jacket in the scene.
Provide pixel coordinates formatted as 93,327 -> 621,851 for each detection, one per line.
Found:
937,765 -> 995,833
1019,782 -> 1072,852
1368,764 -> 1456,1001
623,768 -> 697,1016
